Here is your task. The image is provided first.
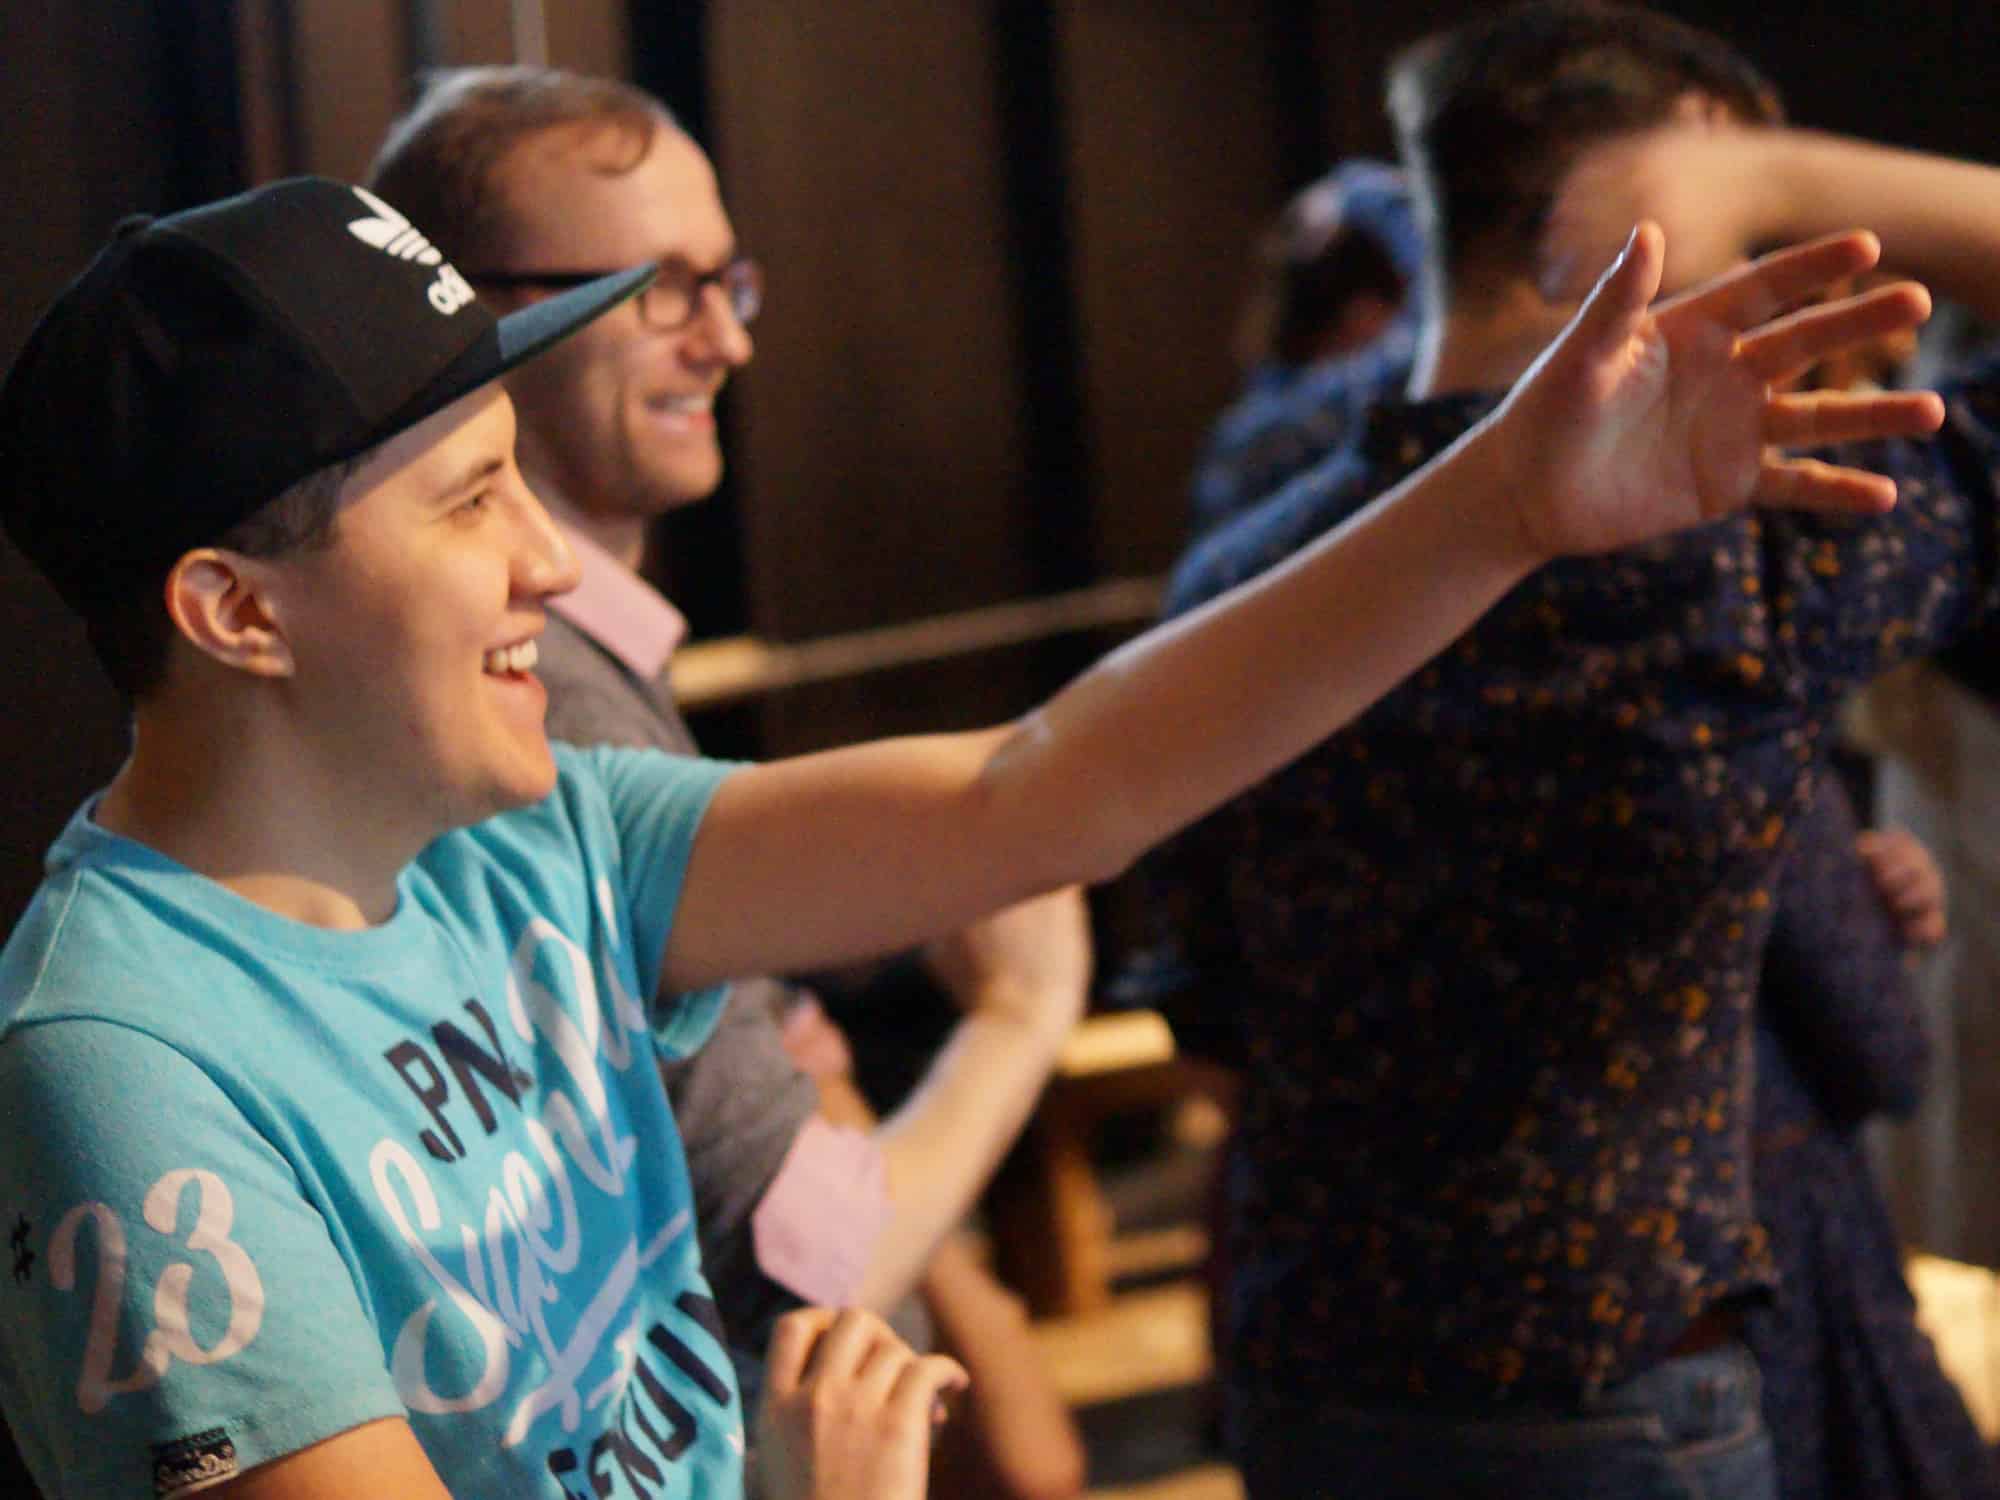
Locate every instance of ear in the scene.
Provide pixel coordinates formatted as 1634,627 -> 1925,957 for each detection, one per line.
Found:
163,548 -> 296,679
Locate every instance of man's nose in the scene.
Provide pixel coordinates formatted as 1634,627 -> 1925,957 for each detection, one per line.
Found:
686,282 -> 754,366
513,488 -> 582,597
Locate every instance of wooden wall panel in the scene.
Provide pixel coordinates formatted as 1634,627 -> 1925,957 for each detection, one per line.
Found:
287,0 -> 408,178
544,1 -> 630,78
279,0 -> 631,181
436,1 -> 628,78
705,4 -> 1051,751
707,3 -> 1035,644
0,2 -> 171,929
1057,0 -> 1289,577
1310,0 -> 1464,164
445,0 -> 519,66
3,3 -> 105,366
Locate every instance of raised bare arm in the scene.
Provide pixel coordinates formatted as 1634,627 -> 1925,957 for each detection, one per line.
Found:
664,227 -> 1943,991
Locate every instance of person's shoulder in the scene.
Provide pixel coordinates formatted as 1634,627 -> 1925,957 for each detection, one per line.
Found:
438,744 -> 734,877
536,614 -> 649,708
1,866 -> 93,1030
1,839 -> 210,1037
1169,402 -> 1441,617
545,740 -> 735,813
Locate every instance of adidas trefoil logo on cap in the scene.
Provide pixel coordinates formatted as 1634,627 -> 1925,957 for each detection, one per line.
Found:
345,186 -> 475,316
346,185 -> 443,265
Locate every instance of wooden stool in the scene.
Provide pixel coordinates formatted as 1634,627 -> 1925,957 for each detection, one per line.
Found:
990,1010 -> 1237,1319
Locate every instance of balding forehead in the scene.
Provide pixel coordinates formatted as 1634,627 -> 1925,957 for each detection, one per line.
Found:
517,112 -> 672,175
486,116 -> 731,271
489,115 -> 686,241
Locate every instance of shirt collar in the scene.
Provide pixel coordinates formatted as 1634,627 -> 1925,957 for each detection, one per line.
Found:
1356,388 -> 1500,472
547,520 -> 688,682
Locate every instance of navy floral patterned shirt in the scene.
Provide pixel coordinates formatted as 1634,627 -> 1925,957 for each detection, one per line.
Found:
1145,365 -> 2000,1408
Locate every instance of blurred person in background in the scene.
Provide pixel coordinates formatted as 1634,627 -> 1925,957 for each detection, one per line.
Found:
1142,3 -> 2000,1493
1188,159 -> 1422,541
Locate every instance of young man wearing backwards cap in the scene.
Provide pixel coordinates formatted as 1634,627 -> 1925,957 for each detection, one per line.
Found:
0,169 -> 1940,1498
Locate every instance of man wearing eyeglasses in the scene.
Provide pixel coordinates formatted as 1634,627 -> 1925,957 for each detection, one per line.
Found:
367,68 -> 1091,1500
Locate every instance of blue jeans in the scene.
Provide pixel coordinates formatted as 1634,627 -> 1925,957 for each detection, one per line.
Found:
1231,1344 -> 1774,1500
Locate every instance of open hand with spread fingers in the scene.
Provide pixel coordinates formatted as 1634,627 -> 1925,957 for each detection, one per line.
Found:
1494,223 -> 1945,560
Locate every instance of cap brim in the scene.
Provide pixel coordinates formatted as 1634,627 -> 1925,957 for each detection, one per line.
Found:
364,262 -> 655,462
491,262 -> 656,373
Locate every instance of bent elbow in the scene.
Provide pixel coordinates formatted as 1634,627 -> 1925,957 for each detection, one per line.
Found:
980,711 -> 1149,890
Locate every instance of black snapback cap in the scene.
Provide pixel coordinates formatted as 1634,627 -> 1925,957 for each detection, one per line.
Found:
0,176 -> 652,617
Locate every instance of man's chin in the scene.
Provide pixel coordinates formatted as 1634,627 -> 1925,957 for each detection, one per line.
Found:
638,451 -> 725,512
477,745 -> 562,822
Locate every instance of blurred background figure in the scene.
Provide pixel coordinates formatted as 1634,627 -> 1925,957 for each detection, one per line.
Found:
1188,160 -> 1421,541
1144,3 -> 2000,1494
1848,300 -> 2000,1281
1167,71 -> 2000,1500
1749,795 -> 2000,1500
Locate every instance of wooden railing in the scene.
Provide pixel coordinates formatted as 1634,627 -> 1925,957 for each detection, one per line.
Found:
669,576 -> 1163,709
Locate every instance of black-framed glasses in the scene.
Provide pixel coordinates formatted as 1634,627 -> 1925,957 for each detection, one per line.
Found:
465,256 -> 763,331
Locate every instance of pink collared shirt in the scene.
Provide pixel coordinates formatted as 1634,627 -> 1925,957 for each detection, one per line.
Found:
547,524 -> 893,1306
548,522 -> 689,683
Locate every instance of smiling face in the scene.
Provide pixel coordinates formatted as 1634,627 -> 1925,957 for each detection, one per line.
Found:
489,119 -> 753,527
270,384 -> 581,834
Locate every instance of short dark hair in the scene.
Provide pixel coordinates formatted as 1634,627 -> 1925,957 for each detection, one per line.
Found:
1387,2 -> 1781,293
89,456 -> 355,703
1264,217 -> 1407,371
368,65 -> 678,268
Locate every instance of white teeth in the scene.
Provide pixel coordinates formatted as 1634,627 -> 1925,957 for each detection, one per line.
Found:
484,640 -> 538,675
656,393 -> 712,414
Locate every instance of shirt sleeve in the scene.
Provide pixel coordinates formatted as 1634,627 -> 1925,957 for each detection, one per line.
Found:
660,980 -> 822,1327
0,1020 -> 401,1499
1785,362 -> 2000,697
1759,782 -> 1930,1124
566,744 -> 742,1059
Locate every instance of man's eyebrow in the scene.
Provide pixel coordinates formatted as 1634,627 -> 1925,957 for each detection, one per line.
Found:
661,244 -> 740,271
436,454 -> 506,503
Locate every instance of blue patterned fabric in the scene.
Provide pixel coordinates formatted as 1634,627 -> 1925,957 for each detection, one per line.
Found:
1751,783 -> 2000,1500
1145,360 -> 2000,1411
1186,163 -> 1423,541
1186,334 -> 1416,541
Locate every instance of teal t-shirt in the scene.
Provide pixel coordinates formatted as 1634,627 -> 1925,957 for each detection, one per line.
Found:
0,744 -> 746,1499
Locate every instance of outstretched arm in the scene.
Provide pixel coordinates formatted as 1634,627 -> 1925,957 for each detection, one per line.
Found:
663,227 -> 1943,990
1547,128 -> 2000,322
